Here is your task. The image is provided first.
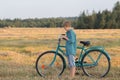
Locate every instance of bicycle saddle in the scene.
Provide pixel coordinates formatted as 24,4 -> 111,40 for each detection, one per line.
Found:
80,41 -> 90,46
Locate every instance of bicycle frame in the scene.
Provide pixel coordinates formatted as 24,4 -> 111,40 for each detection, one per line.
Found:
50,39 -> 90,67
50,39 -> 111,68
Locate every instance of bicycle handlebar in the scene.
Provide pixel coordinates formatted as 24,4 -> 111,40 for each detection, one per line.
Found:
58,34 -> 66,44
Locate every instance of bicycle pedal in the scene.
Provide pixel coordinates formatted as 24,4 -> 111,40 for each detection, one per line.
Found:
75,61 -> 79,63
83,61 -> 87,63
75,72 -> 80,75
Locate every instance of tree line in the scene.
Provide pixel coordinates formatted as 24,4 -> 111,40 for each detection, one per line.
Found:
0,1 -> 120,29
0,17 -> 77,28
76,1 -> 120,29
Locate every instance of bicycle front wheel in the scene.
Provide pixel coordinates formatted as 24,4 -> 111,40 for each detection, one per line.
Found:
35,51 -> 66,78
81,50 -> 110,78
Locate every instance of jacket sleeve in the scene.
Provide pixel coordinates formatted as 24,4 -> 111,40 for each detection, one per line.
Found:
67,31 -> 75,44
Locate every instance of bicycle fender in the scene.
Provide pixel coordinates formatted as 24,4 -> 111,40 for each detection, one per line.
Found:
85,46 -> 111,60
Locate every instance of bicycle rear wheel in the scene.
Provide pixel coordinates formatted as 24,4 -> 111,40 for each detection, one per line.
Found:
81,50 -> 110,78
35,51 -> 66,78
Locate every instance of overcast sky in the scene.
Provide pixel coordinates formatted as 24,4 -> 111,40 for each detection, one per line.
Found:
0,0 -> 119,19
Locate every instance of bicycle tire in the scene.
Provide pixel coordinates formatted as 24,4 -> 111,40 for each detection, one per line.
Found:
35,51 -> 66,78
81,50 -> 111,78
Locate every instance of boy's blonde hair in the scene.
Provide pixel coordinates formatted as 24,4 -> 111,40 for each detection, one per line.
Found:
63,21 -> 71,27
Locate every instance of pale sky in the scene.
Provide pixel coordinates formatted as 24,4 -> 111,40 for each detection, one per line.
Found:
0,0 -> 119,19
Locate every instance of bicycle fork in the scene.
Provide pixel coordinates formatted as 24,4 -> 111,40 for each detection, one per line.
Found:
49,46 -> 59,67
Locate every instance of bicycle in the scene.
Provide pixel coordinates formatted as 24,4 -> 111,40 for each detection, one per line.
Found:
35,34 -> 111,78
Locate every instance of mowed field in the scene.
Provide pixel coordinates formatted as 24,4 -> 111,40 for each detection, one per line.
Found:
0,28 -> 120,80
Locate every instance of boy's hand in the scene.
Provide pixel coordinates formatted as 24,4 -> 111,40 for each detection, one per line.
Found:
62,35 -> 68,41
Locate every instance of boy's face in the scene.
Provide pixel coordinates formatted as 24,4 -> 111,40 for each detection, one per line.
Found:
64,26 -> 70,31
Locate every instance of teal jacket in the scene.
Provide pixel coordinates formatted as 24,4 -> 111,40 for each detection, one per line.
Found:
66,29 -> 76,56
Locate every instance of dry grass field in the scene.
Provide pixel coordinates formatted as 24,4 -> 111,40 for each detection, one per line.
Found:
0,28 -> 120,80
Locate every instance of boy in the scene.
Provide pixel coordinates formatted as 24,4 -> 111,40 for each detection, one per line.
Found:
62,21 -> 76,79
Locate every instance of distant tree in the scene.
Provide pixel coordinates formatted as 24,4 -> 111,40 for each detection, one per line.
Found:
76,11 -> 86,29
94,11 -> 101,29
76,1 -> 120,29
113,1 -> 120,11
112,1 -> 120,28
